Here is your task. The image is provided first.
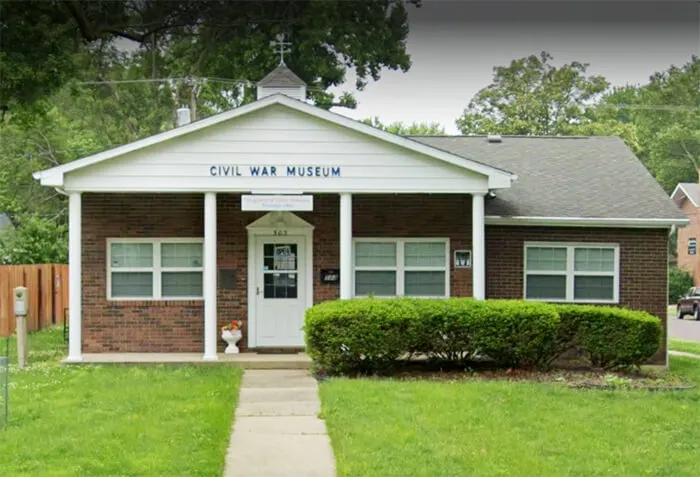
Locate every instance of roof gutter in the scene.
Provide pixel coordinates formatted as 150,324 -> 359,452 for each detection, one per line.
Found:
485,216 -> 689,229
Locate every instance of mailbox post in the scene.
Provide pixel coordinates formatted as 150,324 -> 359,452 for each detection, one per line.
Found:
14,287 -> 28,369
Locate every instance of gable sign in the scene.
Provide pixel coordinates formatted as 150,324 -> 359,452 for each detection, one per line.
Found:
210,165 -> 341,178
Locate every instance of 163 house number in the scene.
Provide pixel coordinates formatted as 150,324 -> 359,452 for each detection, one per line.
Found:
273,230 -> 288,236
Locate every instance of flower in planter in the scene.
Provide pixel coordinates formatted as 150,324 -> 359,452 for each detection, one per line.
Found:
221,320 -> 243,332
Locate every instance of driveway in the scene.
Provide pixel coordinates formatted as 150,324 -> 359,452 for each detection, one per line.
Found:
668,306 -> 700,342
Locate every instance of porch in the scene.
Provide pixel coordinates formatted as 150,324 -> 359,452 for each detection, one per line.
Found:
63,352 -> 312,369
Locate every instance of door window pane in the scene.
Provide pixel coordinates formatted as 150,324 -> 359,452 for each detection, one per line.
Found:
264,273 -> 298,298
161,243 -> 203,268
355,242 -> 396,267
574,276 -> 614,300
526,275 -> 567,299
404,242 -> 446,267
574,248 -> 614,272
526,247 -> 567,271
110,243 -> 153,268
162,272 -> 203,297
405,271 -> 445,296
355,271 -> 396,296
264,244 -> 297,271
111,272 -> 153,297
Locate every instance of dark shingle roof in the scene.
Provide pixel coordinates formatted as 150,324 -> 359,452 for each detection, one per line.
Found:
257,64 -> 306,87
409,135 -> 685,220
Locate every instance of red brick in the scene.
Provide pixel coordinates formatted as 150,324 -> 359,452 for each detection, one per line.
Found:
82,193 -> 668,363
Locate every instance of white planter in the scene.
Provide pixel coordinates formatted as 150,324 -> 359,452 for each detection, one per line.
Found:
221,329 -> 242,354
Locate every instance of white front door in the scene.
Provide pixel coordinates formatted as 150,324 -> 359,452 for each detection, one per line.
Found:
254,236 -> 307,347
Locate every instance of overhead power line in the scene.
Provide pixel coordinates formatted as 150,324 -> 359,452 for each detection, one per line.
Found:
75,77 -> 254,87
597,104 -> 700,112
72,78 -> 700,111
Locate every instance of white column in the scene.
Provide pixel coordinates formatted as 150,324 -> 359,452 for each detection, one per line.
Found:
472,192 -> 486,300
67,192 -> 82,362
203,192 -> 218,360
339,193 -> 353,299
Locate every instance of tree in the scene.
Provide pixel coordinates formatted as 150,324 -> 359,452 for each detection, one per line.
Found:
594,57 -> 700,193
455,51 -> 609,136
669,267 -> 694,304
0,215 -> 68,264
361,117 -> 445,135
1,1 -> 420,111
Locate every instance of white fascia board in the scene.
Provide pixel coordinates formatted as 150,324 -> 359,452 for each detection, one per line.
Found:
38,172 -> 64,187
32,94 -> 516,190
485,216 -> 689,228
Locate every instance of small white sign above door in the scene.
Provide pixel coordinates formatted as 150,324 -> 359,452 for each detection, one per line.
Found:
241,195 -> 313,211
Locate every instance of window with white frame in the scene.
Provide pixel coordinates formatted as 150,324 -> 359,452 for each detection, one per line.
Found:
108,239 -> 204,300
524,243 -> 619,303
353,239 -> 449,297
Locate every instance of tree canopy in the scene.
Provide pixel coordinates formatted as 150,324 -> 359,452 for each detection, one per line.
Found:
455,51 -> 609,136
361,117 -> 446,135
591,57 -> 699,192
456,52 -> 699,193
1,0 -> 420,111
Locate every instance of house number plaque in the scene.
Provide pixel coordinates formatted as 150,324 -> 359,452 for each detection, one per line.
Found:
273,230 -> 288,236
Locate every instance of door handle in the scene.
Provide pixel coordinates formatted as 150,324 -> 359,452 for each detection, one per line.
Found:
256,286 -> 261,296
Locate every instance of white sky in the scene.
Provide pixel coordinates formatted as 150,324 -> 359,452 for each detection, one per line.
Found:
329,1 -> 700,134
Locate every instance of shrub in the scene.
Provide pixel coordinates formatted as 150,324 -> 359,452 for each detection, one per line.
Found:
553,305 -> 661,369
0,214 -> 67,265
468,300 -> 560,368
669,267 -> 694,304
304,298 -> 420,375
305,298 -> 560,374
305,299 -> 663,375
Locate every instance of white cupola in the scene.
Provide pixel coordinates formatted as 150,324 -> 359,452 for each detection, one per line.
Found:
256,63 -> 307,101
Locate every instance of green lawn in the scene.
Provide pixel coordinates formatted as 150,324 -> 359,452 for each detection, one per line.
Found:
320,358 -> 700,477
0,328 -> 241,477
670,339 -> 700,356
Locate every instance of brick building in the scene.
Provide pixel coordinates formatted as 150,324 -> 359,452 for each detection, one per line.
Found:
671,181 -> 700,285
34,64 -> 686,364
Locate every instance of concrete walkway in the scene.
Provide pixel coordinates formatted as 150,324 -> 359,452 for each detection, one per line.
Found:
670,350 -> 700,359
223,370 -> 336,477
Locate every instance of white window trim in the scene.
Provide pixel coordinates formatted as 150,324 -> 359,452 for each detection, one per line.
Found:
353,237 -> 451,298
523,241 -> 620,304
107,237 -> 205,301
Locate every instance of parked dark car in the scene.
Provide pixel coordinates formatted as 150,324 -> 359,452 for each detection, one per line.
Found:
677,287 -> 700,320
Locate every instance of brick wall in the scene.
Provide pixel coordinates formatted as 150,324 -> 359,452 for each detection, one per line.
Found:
82,193 -> 669,363
486,226 -> 669,364
677,198 -> 700,285
82,193 -> 473,353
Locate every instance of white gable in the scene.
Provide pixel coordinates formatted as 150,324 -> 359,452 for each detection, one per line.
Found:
35,96 -> 514,194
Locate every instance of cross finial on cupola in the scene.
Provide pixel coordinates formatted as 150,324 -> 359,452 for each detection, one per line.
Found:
257,34 -> 307,101
271,33 -> 292,65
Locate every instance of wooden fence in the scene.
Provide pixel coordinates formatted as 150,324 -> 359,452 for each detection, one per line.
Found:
0,264 -> 69,337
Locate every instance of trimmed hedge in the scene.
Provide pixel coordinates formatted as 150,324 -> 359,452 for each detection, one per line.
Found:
553,305 -> 662,369
304,298 -> 662,375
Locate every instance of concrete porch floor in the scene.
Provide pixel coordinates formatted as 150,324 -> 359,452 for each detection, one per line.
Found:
62,352 -> 312,369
